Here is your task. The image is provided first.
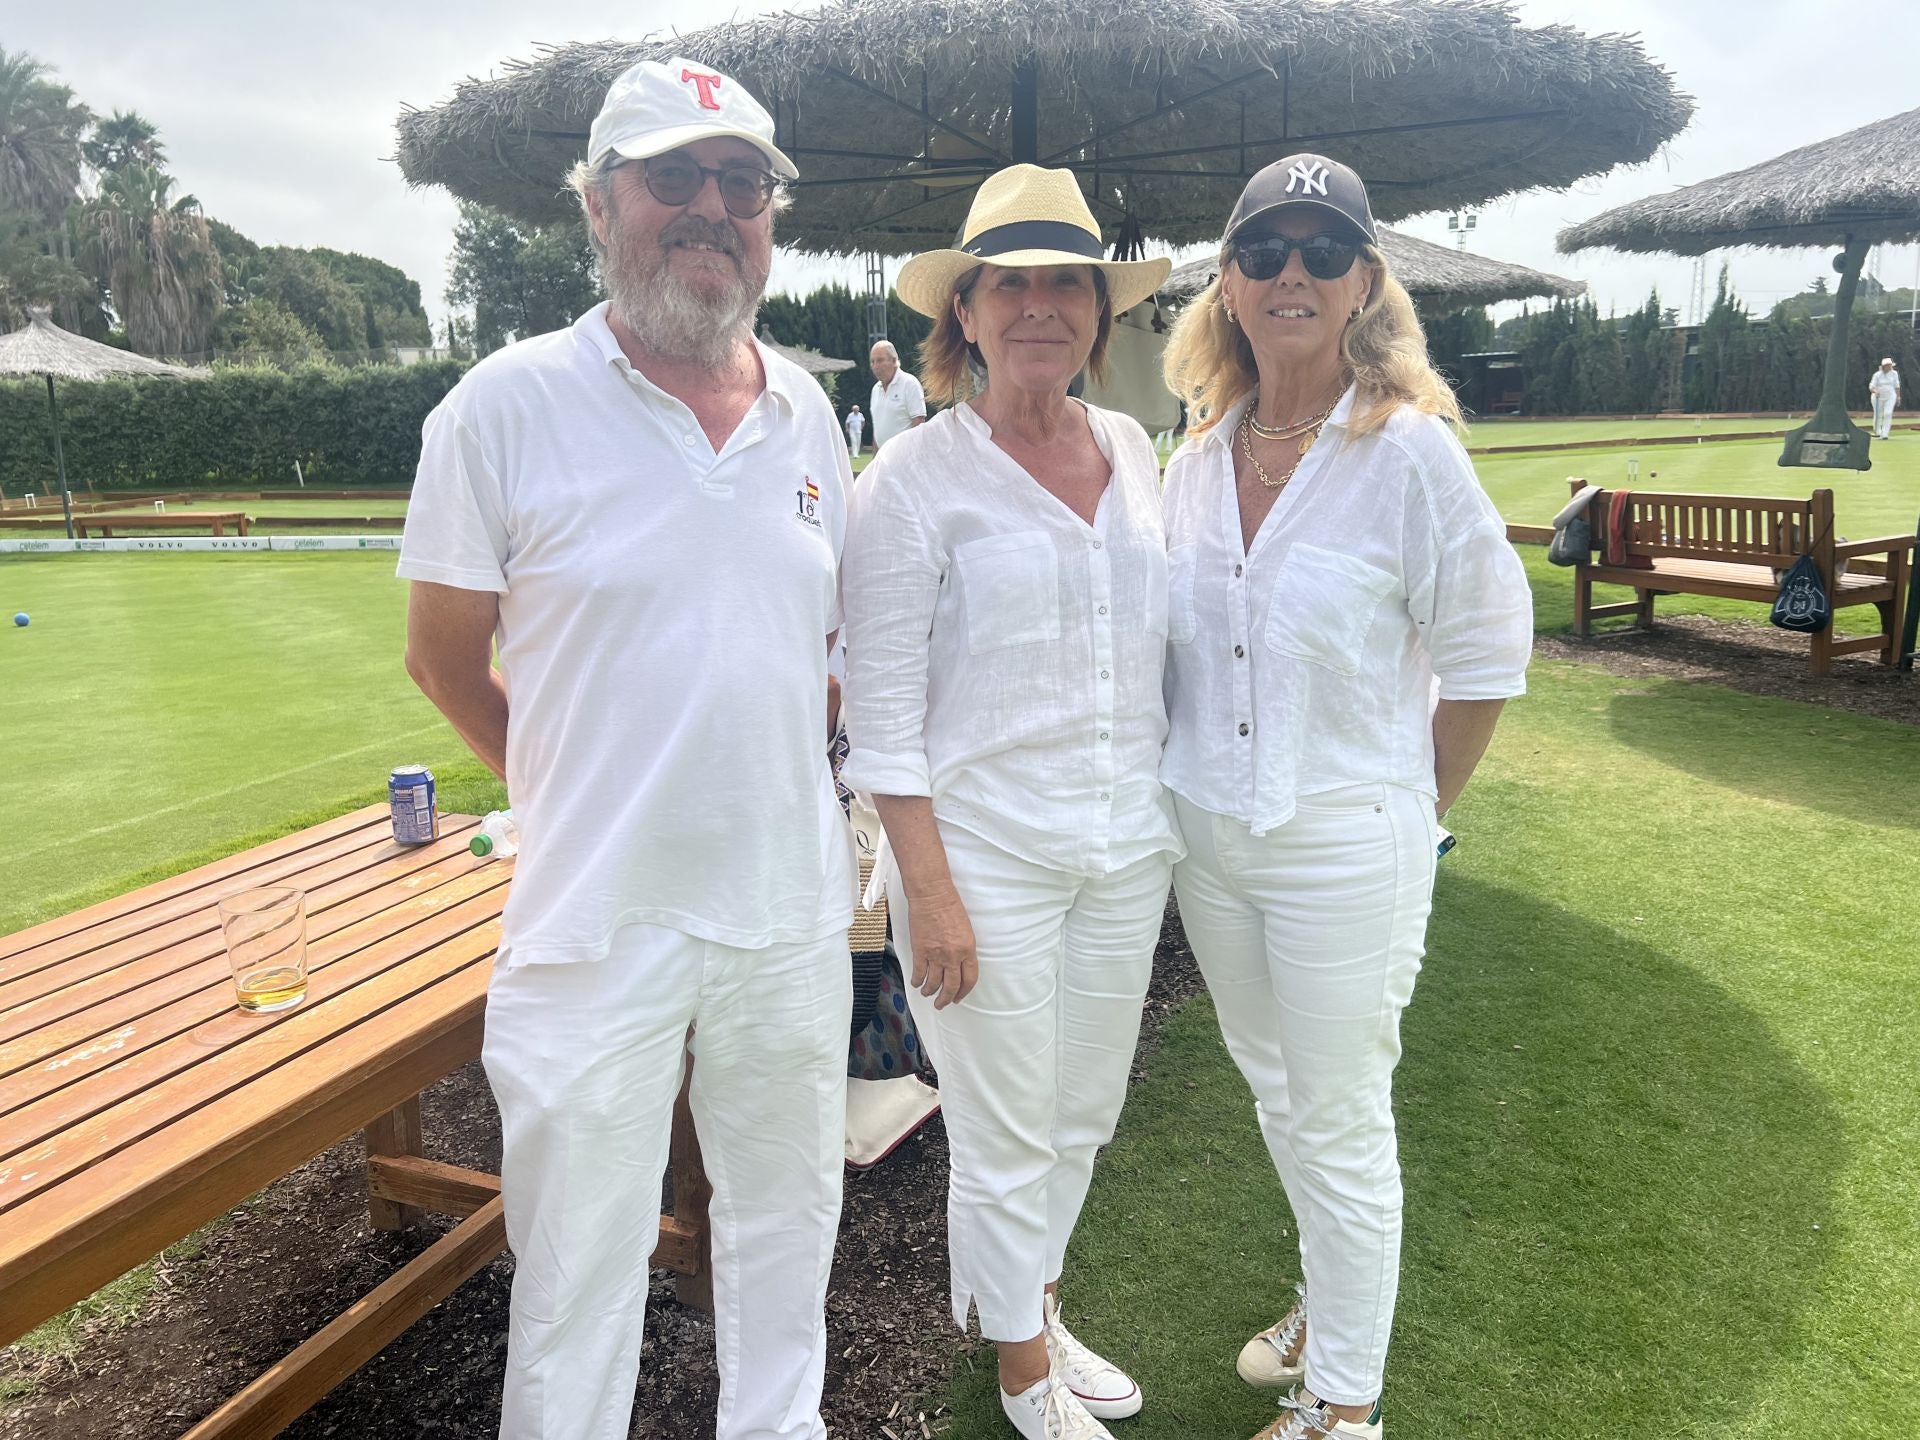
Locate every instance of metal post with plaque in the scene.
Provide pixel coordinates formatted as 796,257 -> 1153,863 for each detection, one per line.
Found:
1779,236 -> 1873,471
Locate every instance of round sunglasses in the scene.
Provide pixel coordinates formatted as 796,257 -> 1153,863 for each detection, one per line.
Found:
1230,232 -> 1363,282
641,154 -> 778,219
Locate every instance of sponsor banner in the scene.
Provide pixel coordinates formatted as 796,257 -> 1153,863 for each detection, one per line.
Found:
0,535 -> 402,555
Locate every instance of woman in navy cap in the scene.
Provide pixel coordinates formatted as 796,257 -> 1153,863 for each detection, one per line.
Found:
1159,156 -> 1533,1439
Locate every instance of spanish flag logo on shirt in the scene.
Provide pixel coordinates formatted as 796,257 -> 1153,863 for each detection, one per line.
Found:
804,476 -> 821,502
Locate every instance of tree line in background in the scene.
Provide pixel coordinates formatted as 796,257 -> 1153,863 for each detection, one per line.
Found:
0,47 -> 432,364
1427,266 -> 1920,416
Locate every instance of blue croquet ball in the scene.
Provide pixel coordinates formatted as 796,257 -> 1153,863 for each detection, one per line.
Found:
11,613 -> 25,627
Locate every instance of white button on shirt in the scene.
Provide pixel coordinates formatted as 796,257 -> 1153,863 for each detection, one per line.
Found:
1161,388 -> 1532,836
841,401 -> 1181,877
397,304 -> 854,965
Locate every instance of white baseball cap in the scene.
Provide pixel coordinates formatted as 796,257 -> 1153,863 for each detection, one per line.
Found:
587,56 -> 797,179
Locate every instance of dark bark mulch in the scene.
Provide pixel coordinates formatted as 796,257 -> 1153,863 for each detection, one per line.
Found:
0,909 -> 1202,1440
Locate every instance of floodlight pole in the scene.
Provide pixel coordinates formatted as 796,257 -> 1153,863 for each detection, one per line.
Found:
46,375 -> 74,541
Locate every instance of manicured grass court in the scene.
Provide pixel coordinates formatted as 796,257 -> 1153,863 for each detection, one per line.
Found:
3,414 -> 1917,1435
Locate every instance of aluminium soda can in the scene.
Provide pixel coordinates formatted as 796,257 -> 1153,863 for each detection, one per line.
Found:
389,765 -> 438,845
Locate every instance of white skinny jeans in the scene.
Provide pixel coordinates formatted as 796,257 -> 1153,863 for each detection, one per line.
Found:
891,820 -> 1173,1342
482,924 -> 851,1440
1872,391 -> 1896,438
1171,785 -> 1436,1408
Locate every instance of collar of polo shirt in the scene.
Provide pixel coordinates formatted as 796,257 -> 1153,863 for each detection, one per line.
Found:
574,302 -> 799,414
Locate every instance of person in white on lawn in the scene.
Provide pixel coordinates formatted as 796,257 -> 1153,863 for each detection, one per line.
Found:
1869,357 -> 1901,439
846,402 -> 866,455
397,56 -> 853,1440
868,338 -> 928,445
1160,155 -> 1532,1440
842,165 -> 1177,1440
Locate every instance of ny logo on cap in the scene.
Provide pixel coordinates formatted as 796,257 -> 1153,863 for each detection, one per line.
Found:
1285,160 -> 1331,197
680,68 -> 724,111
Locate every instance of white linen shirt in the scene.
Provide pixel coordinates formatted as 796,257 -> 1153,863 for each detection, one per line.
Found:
1161,387 -> 1532,836
870,370 -> 928,446
1870,368 -> 1901,399
397,303 -> 854,966
841,401 -> 1182,876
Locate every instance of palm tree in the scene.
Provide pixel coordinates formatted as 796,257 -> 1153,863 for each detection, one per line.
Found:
83,109 -> 166,175
0,49 -> 87,223
77,164 -> 223,356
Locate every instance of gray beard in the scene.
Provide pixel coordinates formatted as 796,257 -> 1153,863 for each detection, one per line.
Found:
603,215 -> 766,371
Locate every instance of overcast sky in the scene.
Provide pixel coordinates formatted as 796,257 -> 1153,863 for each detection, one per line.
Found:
9,1 -> 1916,336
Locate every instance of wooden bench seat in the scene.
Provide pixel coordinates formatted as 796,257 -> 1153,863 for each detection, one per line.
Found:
72,510 -> 251,538
1567,483 -> 1913,674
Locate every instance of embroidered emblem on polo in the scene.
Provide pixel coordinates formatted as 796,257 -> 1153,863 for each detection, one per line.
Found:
795,475 -> 823,528
680,68 -> 724,110
1285,160 -> 1331,196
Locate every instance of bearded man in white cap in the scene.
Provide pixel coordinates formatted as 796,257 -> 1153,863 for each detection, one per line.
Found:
399,56 -> 854,1440
1869,357 -> 1901,439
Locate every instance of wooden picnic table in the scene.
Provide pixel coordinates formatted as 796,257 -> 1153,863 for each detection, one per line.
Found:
0,803 -> 708,1437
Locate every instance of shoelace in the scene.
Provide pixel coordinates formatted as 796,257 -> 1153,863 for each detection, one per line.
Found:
1261,1281 -> 1308,1361
1270,1390 -> 1342,1439
1039,1372 -> 1090,1440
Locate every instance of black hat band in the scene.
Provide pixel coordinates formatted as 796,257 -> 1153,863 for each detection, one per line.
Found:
961,220 -> 1105,260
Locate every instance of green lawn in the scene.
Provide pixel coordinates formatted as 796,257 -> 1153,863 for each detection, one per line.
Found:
942,655 -> 1920,1439
0,551 -> 500,936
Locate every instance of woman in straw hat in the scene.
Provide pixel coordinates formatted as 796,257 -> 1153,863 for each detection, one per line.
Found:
840,164 -> 1178,1440
1158,155 -> 1532,1440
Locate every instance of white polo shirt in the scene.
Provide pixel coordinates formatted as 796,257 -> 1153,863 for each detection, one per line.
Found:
398,303 -> 854,965
1162,388 -> 1532,836
870,370 -> 927,446
1870,367 -> 1901,399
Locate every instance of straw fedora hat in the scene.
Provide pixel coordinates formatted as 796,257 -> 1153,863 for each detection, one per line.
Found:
894,164 -> 1171,319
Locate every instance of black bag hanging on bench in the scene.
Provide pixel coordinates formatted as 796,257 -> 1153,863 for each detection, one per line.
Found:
1770,553 -> 1832,632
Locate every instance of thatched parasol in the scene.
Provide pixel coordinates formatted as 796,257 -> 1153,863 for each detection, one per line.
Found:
1162,225 -> 1586,309
0,308 -> 200,538
394,0 -> 1692,255
1558,104 -> 1920,474
758,329 -> 856,375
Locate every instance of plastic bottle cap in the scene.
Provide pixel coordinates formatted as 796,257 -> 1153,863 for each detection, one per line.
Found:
470,835 -> 493,856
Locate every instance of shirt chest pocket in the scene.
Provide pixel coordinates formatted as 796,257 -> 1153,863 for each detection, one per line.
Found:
1264,543 -> 1399,677
952,531 -> 1062,654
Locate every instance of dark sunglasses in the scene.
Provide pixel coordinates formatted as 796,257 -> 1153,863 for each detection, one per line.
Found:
1230,232 -> 1363,282
641,155 -> 778,219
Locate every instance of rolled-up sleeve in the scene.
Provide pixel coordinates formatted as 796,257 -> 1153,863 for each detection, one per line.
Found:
1403,432 -> 1533,700
396,403 -> 511,592
839,465 -> 942,797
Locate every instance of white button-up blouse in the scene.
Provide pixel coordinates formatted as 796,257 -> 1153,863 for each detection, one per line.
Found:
841,401 -> 1182,876
1161,387 -> 1533,836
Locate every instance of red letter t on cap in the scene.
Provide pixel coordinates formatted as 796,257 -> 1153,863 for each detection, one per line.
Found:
680,69 -> 724,111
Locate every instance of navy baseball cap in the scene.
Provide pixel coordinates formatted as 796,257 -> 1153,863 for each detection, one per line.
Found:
1225,154 -> 1377,245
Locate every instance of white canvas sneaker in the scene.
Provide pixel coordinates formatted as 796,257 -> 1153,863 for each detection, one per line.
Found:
1236,1282 -> 1308,1388
1250,1387 -> 1383,1440
1000,1369 -> 1115,1440
1043,1292 -> 1143,1419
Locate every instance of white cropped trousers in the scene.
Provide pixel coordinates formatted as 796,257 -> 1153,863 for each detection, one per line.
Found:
1872,391 -> 1896,438
1171,784 -> 1436,1408
892,821 -> 1173,1342
481,924 -> 851,1440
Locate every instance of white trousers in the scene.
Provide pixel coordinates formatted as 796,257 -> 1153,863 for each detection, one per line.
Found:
1171,785 -> 1436,1408
1872,391 -> 1896,438
892,821 -> 1173,1342
482,924 -> 851,1440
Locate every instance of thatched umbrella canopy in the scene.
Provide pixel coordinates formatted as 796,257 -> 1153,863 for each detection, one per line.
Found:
758,329 -> 856,375
1556,104 -> 1920,256
1558,105 -> 1920,473
1162,225 -> 1586,309
0,308 -> 199,537
395,0 -> 1692,255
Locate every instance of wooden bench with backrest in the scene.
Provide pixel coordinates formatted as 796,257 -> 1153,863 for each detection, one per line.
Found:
1566,481 -> 1913,675
72,510 -> 251,538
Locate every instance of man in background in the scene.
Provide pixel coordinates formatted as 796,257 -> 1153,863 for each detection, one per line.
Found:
869,339 -> 927,447
845,402 -> 865,457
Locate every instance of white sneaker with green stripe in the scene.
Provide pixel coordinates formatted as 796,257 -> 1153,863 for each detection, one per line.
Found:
1249,1388 -> 1383,1439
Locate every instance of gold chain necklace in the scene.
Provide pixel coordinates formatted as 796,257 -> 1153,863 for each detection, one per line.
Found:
1239,411 -> 1327,490
1246,396 -> 1340,442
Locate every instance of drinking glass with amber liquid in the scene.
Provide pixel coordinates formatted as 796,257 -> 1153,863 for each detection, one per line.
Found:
216,886 -> 309,1012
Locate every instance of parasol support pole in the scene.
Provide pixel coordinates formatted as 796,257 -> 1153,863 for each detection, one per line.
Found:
1011,60 -> 1038,164
1780,235 -> 1872,471
46,375 -> 75,541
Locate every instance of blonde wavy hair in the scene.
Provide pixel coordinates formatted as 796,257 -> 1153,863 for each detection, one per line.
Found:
1161,243 -> 1463,438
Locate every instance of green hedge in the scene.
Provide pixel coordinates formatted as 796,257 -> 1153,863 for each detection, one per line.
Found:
0,360 -> 470,493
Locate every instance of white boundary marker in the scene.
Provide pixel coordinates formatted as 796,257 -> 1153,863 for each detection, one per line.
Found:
0,536 -> 402,554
